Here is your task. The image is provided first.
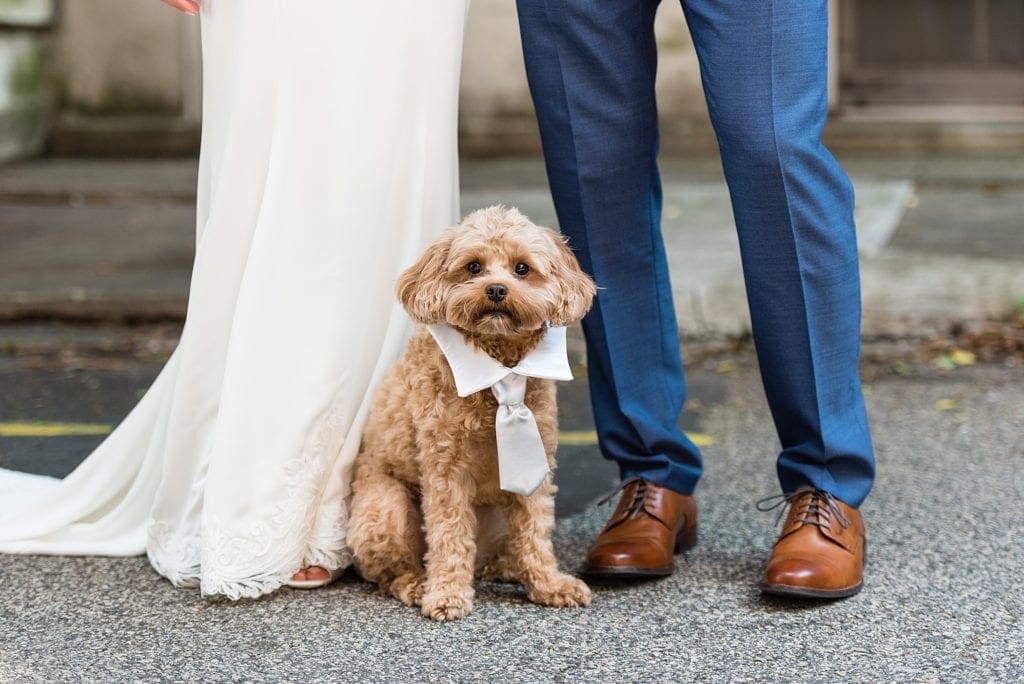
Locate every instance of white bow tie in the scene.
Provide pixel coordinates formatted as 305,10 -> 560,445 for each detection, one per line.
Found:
427,323 -> 573,496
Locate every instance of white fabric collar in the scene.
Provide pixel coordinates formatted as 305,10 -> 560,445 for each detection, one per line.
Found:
427,323 -> 573,398
426,322 -> 573,496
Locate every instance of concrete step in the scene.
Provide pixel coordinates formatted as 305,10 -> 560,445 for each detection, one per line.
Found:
1,157 -> 1021,334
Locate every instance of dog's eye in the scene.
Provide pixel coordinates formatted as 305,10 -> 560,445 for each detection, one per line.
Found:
514,262 -> 530,277
467,261 -> 482,275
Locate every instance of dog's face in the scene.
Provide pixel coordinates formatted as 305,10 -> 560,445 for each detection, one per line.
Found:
397,206 -> 596,336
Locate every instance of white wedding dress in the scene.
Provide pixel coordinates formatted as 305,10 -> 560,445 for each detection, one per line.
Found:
0,1 -> 468,599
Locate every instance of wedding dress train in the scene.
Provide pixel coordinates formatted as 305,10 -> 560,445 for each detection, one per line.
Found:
0,0 -> 468,599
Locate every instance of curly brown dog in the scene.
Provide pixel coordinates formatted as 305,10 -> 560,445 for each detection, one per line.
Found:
348,206 -> 597,621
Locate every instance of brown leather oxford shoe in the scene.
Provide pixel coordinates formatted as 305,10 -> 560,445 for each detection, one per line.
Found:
760,487 -> 866,599
581,478 -> 697,579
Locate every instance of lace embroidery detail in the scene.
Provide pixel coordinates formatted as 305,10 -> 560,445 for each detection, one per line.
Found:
147,519 -> 202,589
200,519 -> 285,599
290,400 -> 353,572
303,497 -> 352,571
145,401 -> 354,600
147,468 -> 207,589
302,406 -> 363,572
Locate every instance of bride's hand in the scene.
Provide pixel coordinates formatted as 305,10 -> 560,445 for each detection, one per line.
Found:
159,0 -> 199,15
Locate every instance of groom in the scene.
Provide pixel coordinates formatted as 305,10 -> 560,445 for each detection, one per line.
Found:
516,0 -> 874,598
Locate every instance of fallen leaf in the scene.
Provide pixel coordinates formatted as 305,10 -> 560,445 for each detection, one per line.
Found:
936,399 -> 958,411
893,361 -> 913,377
949,349 -> 976,366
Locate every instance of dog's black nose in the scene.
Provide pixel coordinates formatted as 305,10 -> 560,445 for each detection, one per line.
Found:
486,284 -> 508,302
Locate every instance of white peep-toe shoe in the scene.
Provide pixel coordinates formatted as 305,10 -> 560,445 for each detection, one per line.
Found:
286,566 -> 345,589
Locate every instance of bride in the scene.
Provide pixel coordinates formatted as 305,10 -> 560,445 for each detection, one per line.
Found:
0,0 -> 468,599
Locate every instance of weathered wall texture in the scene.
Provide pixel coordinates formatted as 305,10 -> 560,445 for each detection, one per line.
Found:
460,0 -> 713,152
54,0 -> 184,113
16,1 -> 1021,156
47,0 -> 715,150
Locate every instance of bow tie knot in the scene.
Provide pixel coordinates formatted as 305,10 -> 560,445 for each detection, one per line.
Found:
492,373 -> 527,406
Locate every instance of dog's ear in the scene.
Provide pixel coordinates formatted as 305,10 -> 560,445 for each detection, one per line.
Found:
396,230 -> 454,323
548,234 -> 597,327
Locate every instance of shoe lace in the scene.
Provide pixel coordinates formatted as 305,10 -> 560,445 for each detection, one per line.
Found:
596,476 -> 650,517
755,488 -> 851,532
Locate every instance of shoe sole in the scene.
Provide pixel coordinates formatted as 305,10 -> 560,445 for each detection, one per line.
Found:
760,580 -> 863,599
579,526 -> 697,580
579,565 -> 675,580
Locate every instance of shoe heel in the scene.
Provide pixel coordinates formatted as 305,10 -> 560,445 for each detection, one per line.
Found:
674,525 -> 698,553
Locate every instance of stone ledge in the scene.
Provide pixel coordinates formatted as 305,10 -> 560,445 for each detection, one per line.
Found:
48,115 -> 201,157
40,113 -> 1024,160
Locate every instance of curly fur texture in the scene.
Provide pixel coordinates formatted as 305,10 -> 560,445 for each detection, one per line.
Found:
348,206 -> 597,621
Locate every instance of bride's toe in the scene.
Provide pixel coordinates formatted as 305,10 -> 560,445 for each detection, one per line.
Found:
291,566 -> 329,582
293,566 -> 330,582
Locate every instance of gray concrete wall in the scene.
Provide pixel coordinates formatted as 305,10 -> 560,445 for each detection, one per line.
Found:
47,0 -> 714,149
54,0 -> 186,114
460,0 -> 711,152
38,1 -> 1024,155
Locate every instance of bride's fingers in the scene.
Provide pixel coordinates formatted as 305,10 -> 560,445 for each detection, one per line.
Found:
159,0 -> 200,15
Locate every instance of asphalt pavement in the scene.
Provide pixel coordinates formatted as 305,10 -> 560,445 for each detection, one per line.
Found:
1,341 -> 1021,681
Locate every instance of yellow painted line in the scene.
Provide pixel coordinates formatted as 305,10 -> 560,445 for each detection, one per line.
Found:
0,422 -> 113,437
559,430 -> 714,447
4,421 -> 715,446
686,432 -> 715,447
559,430 -> 600,446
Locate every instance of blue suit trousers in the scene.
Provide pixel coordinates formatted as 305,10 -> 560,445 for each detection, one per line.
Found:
516,0 -> 875,506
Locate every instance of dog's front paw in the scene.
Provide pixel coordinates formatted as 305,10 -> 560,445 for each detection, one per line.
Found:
421,590 -> 474,621
527,574 -> 591,608
388,572 -> 425,607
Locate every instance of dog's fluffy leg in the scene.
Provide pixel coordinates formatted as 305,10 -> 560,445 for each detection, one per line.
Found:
420,458 -> 478,622
348,467 -> 426,606
504,485 -> 592,608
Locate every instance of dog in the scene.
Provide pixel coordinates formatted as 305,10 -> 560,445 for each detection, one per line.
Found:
348,206 -> 597,621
